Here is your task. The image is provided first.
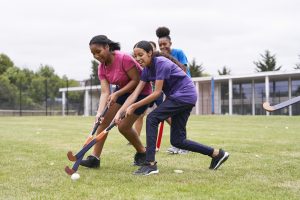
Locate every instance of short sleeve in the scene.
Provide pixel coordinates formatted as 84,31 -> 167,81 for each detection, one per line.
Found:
141,69 -> 148,82
177,50 -> 188,65
122,54 -> 138,72
156,60 -> 171,80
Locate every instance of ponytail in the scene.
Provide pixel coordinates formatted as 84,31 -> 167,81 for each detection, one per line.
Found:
89,35 -> 120,51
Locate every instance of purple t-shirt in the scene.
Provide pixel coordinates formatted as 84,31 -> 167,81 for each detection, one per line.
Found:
141,56 -> 197,105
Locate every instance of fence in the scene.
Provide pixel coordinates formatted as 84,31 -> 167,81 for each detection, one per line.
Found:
0,79 -> 85,116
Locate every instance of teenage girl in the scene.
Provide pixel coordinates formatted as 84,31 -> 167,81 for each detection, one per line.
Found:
156,26 -> 191,77
115,41 -> 229,175
80,35 -> 152,168
156,26 -> 190,154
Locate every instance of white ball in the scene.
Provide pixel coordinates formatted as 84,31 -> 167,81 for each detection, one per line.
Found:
71,173 -> 80,181
174,169 -> 183,174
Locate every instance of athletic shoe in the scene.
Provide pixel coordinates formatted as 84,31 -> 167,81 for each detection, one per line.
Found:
80,155 -> 100,168
178,149 -> 189,154
167,146 -> 189,154
133,162 -> 159,176
133,152 -> 146,166
209,149 -> 229,170
167,146 -> 179,154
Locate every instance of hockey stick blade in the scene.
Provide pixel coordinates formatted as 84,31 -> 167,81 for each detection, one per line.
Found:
263,96 -> 300,112
262,102 -> 274,112
67,151 -> 77,162
65,166 -> 75,175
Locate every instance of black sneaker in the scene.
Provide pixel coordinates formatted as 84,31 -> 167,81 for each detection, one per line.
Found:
209,149 -> 229,170
133,162 -> 159,176
80,155 -> 100,168
133,152 -> 146,166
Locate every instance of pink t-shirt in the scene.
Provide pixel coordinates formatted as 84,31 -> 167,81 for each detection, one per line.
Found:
98,51 -> 152,95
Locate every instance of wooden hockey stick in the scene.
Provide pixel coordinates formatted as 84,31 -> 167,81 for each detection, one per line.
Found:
65,113 -> 125,175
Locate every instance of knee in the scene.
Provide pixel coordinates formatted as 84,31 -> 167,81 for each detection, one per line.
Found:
146,112 -> 159,125
117,122 -> 130,135
97,121 -> 110,134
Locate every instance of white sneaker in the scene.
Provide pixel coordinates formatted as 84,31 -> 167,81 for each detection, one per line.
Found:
167,146 -> 179,154
167,146 -> 189,154
178,149 -> 189,154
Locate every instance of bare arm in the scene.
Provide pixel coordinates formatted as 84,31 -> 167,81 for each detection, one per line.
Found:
126,80 -> 164,116
114,80 -> 146,121
119,81 -> 146,111
97,79 -> 110,116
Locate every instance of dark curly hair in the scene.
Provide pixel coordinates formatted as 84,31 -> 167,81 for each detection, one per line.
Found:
155,26 -> 171,40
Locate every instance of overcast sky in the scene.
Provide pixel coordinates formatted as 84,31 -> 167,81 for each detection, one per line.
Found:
1,0 -> 299,80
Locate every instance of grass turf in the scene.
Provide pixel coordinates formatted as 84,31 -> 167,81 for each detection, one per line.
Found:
0,115 -> 299,200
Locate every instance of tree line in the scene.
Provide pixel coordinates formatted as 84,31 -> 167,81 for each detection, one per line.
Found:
0,53 -> 80,110
1,50 -> 299,110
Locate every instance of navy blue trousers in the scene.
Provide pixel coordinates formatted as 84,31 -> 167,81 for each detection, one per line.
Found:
145,98 -> 214,162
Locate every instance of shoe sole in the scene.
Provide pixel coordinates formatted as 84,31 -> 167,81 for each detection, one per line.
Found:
213,152 -> 229,170
133,170 -> 159,176
166,150 -> 179,154
178,151 -> 189,154
144,170 -> 159,176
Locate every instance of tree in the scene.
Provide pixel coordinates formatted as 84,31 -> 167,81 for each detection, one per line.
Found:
0,54 -> 83,111
30,64 -> 63,102
36,64 -> 56,78
4,67 -> 21,85
254,50 -> 281,72
2,65 -> 36,109
0,75 -> 18,108
218,66 -> 231,75
189,58 -> 205,77
0,53 -> 14,75
90,60 -> 100,85
295,55 -> 300,70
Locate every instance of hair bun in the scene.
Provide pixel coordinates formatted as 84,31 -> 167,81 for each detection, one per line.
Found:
156,27 -> 170,38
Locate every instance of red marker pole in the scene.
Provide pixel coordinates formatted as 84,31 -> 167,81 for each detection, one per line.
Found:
156,121 -> 164,151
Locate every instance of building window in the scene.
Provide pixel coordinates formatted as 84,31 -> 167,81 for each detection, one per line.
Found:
292,79 -> 300,115
232,82 -> 252,115
220,82 -> 229,114
269,80 -> 289,115
254,82 -> 266,115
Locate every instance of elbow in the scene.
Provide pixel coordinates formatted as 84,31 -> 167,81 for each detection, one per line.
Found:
153,90 -> 162,99
133,79 -> 140,87
130,79 -> 140,89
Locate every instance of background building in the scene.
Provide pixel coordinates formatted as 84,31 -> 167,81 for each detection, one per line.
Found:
59,71 -> 300,116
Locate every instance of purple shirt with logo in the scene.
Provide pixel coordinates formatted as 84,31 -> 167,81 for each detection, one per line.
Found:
141,56 -> 197,105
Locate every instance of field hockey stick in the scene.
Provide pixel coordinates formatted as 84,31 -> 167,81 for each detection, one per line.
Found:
156,121 -> 164,151
263,96 -> 300,112
67,105 -> 109,162
65,113 -> 125,175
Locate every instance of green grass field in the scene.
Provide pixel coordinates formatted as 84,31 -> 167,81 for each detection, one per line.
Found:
0,116 -> 300,200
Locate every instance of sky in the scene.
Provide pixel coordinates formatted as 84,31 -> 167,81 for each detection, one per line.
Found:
0,0 -> 300,80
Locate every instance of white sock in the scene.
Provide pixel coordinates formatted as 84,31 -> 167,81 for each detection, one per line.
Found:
91,154 -> 100,160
